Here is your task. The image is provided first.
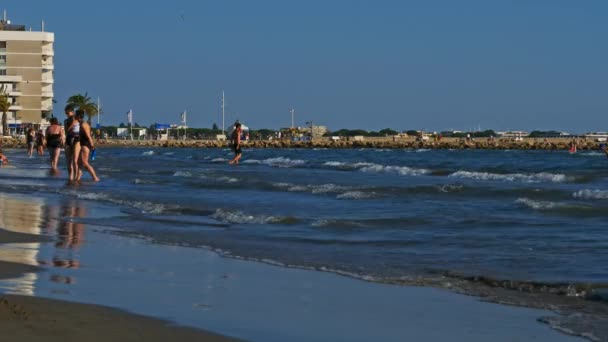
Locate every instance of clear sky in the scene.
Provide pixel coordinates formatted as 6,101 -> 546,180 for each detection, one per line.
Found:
5,0 -> 608,132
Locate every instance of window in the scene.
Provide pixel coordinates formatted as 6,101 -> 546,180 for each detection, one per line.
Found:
0,70 -> 6,76
0,42 -> 6,48
0,55 -> 6,64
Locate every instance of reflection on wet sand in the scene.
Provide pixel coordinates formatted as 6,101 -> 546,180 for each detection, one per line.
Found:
0,194 -> 89,294
0,194 -> 44,295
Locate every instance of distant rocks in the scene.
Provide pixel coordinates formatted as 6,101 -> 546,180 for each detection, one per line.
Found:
1,136 -> 600,151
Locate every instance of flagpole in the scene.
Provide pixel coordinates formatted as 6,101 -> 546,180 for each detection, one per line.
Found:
97,97 -> 100,127
222,91 -> 225,136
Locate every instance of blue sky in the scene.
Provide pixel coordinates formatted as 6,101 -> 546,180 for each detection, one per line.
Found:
6,0 -> 607,132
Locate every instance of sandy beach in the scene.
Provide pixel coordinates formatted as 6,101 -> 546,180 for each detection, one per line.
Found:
0,228 -> 240,342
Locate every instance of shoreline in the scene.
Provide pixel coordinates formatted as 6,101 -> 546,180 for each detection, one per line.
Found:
0,228 -> 241,342
2,136 -> 604,151
0,210 -> 587,342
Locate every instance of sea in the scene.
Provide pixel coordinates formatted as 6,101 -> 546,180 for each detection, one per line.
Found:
0,147 -> 607,339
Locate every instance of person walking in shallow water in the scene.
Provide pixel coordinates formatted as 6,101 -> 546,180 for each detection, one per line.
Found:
45,117 -> 64,173
26,127 -> 35,157
75,111 -> 100,182
229,122 -> 242,165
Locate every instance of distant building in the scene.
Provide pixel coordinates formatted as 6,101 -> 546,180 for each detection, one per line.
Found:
497,131 -> 529,138
0,12 -> 54,134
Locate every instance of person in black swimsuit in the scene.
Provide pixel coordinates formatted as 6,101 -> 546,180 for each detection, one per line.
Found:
46,117 -> 64,172
75,111 -> 99,182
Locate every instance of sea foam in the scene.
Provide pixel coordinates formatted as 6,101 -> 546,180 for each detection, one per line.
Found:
573,189 -> 608,200
450,171 -> 568,183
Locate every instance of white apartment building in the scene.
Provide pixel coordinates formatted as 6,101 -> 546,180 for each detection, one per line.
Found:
0,12 -> 54,134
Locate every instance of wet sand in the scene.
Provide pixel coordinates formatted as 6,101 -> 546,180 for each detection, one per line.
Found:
0,228 -> 240,342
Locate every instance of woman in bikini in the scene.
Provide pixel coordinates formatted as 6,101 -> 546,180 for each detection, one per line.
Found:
75,111 -> 99,182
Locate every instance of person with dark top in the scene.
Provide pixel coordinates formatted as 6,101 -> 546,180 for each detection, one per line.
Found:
36,129 -> 45,156
75,111 -> 99,182
26,127 -> 35,157
64,105 -> 82,181
64,105 -> 76,178
229,122 -> 242,165
46,117 -> 64,172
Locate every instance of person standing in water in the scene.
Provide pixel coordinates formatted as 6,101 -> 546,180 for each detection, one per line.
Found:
36,129 -> 45,156
64,105 -> 75,176
45,117 -> 64,173
75,111 -> 99,182
26,127 -> 35,157
229,122 -> 242,165
68,110 -> 83,182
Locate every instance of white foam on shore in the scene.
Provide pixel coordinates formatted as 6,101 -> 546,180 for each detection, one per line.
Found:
573,189 -> 608,200
515,198 -> 564,210
243,158 -> 305,168
336,191 -> 377,200
217,176 -> 239,183
173,171 -> 192,177
263,157 -> 306,167
359,164 -> 430,176
142,151 -> 155,156
450,171 -> 569,183
210,208 -> 284,224
324,161 -> 429,176
73,191 -> 171,214
211,158 -> 228,163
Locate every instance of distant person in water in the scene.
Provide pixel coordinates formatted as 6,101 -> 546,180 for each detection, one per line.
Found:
26,127 -> 35,156
45,117 -> 64,172
75,110 -> 100,182
229,122 -> 242,165
0,150 -> 8,166
602,144 -> 608,159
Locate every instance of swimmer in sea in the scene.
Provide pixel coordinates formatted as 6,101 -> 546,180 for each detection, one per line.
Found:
0,150 -> 8,166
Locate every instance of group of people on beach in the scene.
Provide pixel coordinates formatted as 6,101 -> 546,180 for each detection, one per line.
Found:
59,105 -> 100,182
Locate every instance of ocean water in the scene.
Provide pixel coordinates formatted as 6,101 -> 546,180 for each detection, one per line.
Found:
1,147 -> 607,294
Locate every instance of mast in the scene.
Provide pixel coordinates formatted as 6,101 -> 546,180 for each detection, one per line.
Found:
290,108 -> 295,129
221,91 -> 225,135
97,97 -> 100,127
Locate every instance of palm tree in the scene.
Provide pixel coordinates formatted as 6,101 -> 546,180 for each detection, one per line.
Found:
67,92 -> 98,123
0,85 -> 11,137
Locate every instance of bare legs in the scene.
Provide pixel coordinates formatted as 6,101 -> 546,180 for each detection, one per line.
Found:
229,153 -> 242,165
50,147 -> 60,171
78,146 -> 99,182
70,142 -> 80,182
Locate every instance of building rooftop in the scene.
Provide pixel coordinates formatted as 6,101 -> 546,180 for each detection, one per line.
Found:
0,22 -> 26,31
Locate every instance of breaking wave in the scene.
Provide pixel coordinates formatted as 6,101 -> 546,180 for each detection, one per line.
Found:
450,171 -> 569,183
573,189 -> 608,200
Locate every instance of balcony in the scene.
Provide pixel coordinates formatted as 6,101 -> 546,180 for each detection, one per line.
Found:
41,75 -> 54,83
41,91 -> 53,98
8,89 -> 21,96
42,47 -> 54,56
9,103 -> 22,110
42,63 -> 54,71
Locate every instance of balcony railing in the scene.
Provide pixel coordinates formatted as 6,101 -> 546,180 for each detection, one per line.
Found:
42,47 -> 54,56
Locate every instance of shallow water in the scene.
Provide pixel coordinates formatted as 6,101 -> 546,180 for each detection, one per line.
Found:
2,148 -> 607,286
1,147 -> 607,339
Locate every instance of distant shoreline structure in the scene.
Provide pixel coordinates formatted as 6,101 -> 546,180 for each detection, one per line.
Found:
1,136 -> 604,151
